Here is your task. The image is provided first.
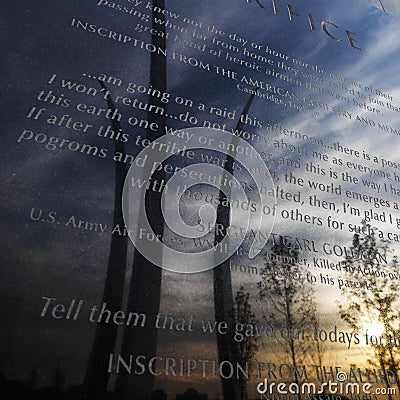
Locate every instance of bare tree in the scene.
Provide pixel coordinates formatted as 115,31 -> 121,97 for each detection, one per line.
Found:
259,237 -> 317,383
307,300 -> 325,372
233,286 -> 259,400
338,221 -> 400,398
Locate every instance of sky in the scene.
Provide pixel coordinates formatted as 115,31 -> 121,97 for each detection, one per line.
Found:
363,0 -> 400,17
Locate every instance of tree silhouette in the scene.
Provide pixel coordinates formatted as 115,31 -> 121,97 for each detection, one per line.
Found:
338,221 -> 400,398
259,237 -> 317,383
307,299 -> 325,372
233,286 -> 259,400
